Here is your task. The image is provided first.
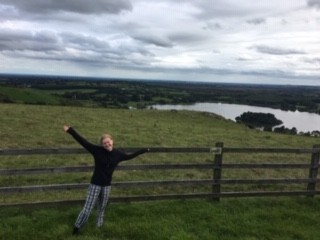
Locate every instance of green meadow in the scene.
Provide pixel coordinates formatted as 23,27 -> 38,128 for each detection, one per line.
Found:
1,103 -> 320,239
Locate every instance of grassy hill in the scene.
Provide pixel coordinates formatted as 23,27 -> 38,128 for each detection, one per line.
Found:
0,86 -> 62,105
1,103 -> 320,240
1,103 -> 317,149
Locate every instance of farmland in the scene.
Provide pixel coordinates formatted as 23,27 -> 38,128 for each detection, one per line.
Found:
1,74 -> 320,113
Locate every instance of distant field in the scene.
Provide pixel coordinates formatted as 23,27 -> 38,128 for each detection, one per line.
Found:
1,76 -> 320,112
0,86 -> 61,105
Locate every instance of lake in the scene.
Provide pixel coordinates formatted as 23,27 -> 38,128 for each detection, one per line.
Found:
152,102 -> 320,133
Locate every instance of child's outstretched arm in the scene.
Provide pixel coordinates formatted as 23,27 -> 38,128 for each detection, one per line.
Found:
63,125 -> 97,153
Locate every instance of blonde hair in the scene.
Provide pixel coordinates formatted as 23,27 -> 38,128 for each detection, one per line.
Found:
100,134 -> 113,144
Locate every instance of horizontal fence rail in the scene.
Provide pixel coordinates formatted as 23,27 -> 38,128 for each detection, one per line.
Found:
0,144 -> 319,207
2,191 -> 320,208
1,147 -> 320,156
1,179 -> 320,194
223,147 -> 320,154
0,163 -> 314,176
0,147 -> 220,156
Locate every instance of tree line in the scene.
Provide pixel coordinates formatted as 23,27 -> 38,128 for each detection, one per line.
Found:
236,111 -> 320,137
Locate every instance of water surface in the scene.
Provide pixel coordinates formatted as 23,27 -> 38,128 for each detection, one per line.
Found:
152,102 -> 320,133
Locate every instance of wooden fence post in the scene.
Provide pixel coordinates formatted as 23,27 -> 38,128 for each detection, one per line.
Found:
212,142 -> 224,201
306,144 -> 320,197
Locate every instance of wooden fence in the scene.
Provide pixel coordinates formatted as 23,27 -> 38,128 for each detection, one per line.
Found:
0,143 -> 319,207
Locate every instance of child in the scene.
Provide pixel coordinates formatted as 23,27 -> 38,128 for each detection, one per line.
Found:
63,125 -> 149,235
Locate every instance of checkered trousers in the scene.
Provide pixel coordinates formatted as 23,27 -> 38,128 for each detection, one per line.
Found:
74,184 -> 111,228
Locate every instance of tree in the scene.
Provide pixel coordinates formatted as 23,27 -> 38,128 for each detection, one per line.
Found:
274,126 -> 298,135
236,112 -> 283,129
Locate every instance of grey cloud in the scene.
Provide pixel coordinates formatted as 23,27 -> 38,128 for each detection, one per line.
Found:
238,69 -> 320,82
128,25 -> 208,48
168,32 -> 208,45
0,4 -> 18,20
195,67 -> 320,81
192,1 -> 246,19
0,28 -> 153,68
0,0 -> 132,15
236,57 -> 249,61
60,33 -> 111,52
252,45 -> 305,55
132,64 -> 320,83
4,42 -> 151,69
307,0 -> 320,8
0,29 -> 62,52
5,49 -> 114,68
203,22 -> 222,31
304,57 -> 320,64
0,28 -> 136,55
132,33 -> 173,48
60,33 -> 153,66
246,18 -> 266,25
190,0 -> 263,20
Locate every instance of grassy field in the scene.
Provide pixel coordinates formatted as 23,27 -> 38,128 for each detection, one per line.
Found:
0,86 -> 62,105
1,103 -> 320,239
0,198 -> 320,240
2,103 -> 318,148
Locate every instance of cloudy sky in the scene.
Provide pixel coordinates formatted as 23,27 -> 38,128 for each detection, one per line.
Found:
0,0 -> 320,85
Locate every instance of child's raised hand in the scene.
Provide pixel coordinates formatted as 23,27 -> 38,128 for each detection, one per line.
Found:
63,125 -> 70,132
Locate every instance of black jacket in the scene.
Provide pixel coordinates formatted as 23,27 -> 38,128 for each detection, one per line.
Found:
67,127 -> 147,186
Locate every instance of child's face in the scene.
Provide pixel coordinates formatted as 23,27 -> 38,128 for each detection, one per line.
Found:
102,137 -> 113,151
